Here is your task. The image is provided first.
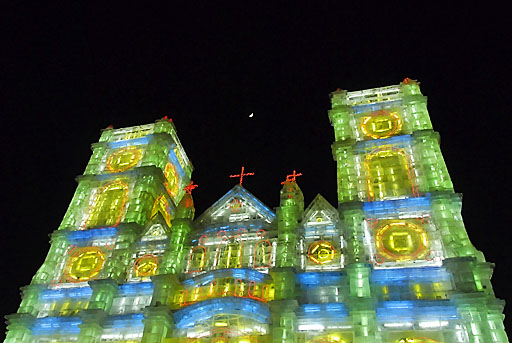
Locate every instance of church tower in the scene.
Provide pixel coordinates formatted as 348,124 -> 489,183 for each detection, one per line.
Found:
328,79 -> 507,342
4,118 -> 193,343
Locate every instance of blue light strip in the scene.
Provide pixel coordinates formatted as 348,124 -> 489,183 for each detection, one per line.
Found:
352,100 -> 402,114
304,224 -> 337,237
31,317 -> 82,335
173,298 -> 270,329
354,134 -> 412,154
201,222 -> 265,235
67,227 -> 118,243
118,282 -> 154,296
376,300 -> 458,321
296,272 -> 343,288
40,286 -> 93,301
363,196 -> 431,217
168,149 -> 186,178
299,303 -> 348,318
371,267 -> 451,285
104,313 -> 145,329
108,136 -> 149,149
182,268 -> 269,287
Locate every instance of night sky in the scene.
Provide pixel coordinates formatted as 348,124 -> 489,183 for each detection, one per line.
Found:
2,3 -> 511,337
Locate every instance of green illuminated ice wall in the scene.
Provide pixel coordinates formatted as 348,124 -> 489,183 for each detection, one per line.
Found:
3,81 -> 508,343
328,78 -> 507,342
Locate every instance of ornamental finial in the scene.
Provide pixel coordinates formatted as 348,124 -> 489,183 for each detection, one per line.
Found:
229,166 -> 255,185
184,181 -> 198,194
281,170 -> 302,184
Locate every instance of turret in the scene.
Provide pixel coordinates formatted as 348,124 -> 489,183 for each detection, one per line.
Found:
276,171 -> 304,268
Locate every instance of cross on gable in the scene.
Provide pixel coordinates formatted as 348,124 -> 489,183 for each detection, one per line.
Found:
281,170 -> 302,184
229,166 -> 255,185
184,181 -> 198,194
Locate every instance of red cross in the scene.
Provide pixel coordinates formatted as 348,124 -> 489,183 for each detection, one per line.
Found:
184,181 -> 198,194
281,170 -> 302,184
229,166 -> 255,185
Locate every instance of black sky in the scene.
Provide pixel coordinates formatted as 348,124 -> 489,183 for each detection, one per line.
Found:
1,3 -> 511,338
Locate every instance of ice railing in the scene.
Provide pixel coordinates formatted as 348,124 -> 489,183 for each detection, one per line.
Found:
346,85 -> 402,106
100,123 -> 156,142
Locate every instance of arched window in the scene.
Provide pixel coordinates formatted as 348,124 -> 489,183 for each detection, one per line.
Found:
173,299 -> 270,342
188,246 -> 206,273
216,229 -> 245,269
164,162 -> 179,199
253,230 -> 272,269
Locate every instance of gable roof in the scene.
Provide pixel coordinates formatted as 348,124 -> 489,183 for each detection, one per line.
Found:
196,185 -> 276,225
139,214 -> 170,241
302,194 -> 339,225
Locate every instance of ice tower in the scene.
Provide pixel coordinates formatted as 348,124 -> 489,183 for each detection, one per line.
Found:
328,79 -> 507,342
4,80 -> 508,343
4,118 -> 194,342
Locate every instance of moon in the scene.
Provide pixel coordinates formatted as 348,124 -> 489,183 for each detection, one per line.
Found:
249,113 -> 254,118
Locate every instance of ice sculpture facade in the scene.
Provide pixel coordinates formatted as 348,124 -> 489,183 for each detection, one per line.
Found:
3,81 -> 507,343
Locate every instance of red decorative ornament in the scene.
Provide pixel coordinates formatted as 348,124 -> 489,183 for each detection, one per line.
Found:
184,181 -> 198,194
229,166 -> 255,185
133,254 -> 158,277
229,198 -> 242,212
308,241 -> 335,264
281,170 -> 302,184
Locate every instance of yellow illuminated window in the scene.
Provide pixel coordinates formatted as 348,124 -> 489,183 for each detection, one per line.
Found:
164,162 -> 180,198
217,243 -> 243,269
253,240 -> 272,269
381,285 -> 389,300
85,180 -> 129,229
64,247 -> 105,282
361,110 -> 402,139
134,254 -> 158,277
364,147 -> 417,201
375,220 -> 429,261
309,333 -> 352,343
151,195 -> 173,226
188,246 -> 206,273
397,338 -> 441,343
106,146 -> 142,173
308,241 -> 336,264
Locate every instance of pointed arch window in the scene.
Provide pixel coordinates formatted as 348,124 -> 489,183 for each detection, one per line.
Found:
164,162 -> 180,199
188,235 -> 208,273
151,195 -> 173,226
